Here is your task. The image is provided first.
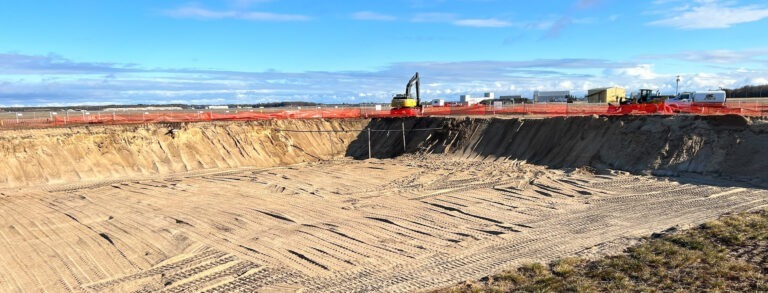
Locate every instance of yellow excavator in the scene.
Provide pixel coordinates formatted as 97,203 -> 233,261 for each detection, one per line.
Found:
390,72 -> 421,115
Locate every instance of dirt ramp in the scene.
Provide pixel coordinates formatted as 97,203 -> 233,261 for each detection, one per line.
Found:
360,115 -> 768,182
0,119 -> 366,187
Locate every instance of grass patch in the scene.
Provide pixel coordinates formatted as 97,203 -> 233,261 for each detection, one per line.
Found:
440,210 -> 768,292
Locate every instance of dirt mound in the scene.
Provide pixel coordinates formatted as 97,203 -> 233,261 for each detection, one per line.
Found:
355,115 -> 768,183
0,119 -> 365,187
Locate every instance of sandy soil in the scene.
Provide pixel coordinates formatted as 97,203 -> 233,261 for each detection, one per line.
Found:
0,119 -> 365,187
1,116 -> 767,292
1,155 -> 766,292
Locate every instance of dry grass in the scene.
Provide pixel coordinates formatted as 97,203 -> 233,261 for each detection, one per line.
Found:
441,210 -> 768,292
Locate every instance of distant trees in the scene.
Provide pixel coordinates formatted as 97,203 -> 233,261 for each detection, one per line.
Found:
722,85 -> 768,98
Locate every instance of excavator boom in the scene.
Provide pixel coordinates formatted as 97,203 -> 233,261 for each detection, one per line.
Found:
391,72 -> 421,112
404,72 -> 420,106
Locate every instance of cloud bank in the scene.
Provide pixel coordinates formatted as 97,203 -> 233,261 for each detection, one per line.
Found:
0,52 -> 766,107
648,0 -> 768,29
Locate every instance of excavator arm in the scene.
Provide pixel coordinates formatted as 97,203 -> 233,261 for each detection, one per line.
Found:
404,72 -> 420,106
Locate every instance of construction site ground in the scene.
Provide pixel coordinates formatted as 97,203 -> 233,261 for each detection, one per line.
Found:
1,116 -> 767,292
3,155 -> 768,292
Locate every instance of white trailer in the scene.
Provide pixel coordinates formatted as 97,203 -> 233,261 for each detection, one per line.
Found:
691,90 -> 726,104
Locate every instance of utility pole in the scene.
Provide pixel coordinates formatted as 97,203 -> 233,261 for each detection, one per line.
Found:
675,75 -> 681,96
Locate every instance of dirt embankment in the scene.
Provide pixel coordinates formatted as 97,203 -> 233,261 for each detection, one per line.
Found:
4,115 -> 767,187
0,119 -> 366,187
354,115 -> 768,183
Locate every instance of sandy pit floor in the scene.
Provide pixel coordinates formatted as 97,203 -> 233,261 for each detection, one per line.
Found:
1,155 -> 767,292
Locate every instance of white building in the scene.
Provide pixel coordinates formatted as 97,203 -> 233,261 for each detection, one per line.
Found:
483,92 -> 495,99
460,94 -> 485,106
534,90 -> 570,103
206,105 -> 229,110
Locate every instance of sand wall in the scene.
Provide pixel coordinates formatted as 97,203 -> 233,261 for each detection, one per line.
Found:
355,115 -> 768,182
3,115 -> 767,187
0,119 -> 366,187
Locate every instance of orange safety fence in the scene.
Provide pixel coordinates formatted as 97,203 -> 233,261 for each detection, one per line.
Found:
1,102 -> 767,130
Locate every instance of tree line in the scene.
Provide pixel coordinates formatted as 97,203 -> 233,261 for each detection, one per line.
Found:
723,85 -> 768,98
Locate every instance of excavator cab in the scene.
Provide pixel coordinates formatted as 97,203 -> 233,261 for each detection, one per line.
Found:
390,73 -> 421,115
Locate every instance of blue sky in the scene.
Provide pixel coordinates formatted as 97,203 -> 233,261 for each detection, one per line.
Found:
1,0 -> 768,106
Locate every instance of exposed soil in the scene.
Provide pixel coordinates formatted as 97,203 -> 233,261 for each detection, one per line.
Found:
0,115 -> 767,292
0,119 -> 365,187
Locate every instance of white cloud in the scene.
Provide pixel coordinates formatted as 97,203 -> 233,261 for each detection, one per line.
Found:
605,64 -> 658,80
453,18 -> 513,28
639,48 -> 768,64
165,4 -> 310,21
648,0 -> 768,29
351,11 -> 396,21
2,52 -> 767,106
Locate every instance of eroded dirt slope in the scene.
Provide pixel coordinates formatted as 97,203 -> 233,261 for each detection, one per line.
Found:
352,115 -> 768,183
0,119 -> 365,187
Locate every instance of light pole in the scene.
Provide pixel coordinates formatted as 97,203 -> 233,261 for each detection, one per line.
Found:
675,75 -> 681,96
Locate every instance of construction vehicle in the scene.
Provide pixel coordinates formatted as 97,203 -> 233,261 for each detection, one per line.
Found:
391,72 -> 421,112
621,89 -> 666,105
609,89 -> 673,115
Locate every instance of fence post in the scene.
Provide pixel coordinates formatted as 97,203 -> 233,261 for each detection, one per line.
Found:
367,128 -> 372,159
401,120 -> 407,153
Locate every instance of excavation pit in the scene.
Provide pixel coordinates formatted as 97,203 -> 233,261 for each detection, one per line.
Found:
1,115 -> 767,291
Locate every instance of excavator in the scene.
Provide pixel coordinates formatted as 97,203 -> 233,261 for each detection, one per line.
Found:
390,72 -> 421,116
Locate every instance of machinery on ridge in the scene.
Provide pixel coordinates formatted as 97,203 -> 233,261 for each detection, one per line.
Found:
390,72 -> 421,116
621,89 -> 666,105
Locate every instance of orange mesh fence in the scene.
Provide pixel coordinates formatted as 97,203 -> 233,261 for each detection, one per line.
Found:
1,102 -> 767,130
